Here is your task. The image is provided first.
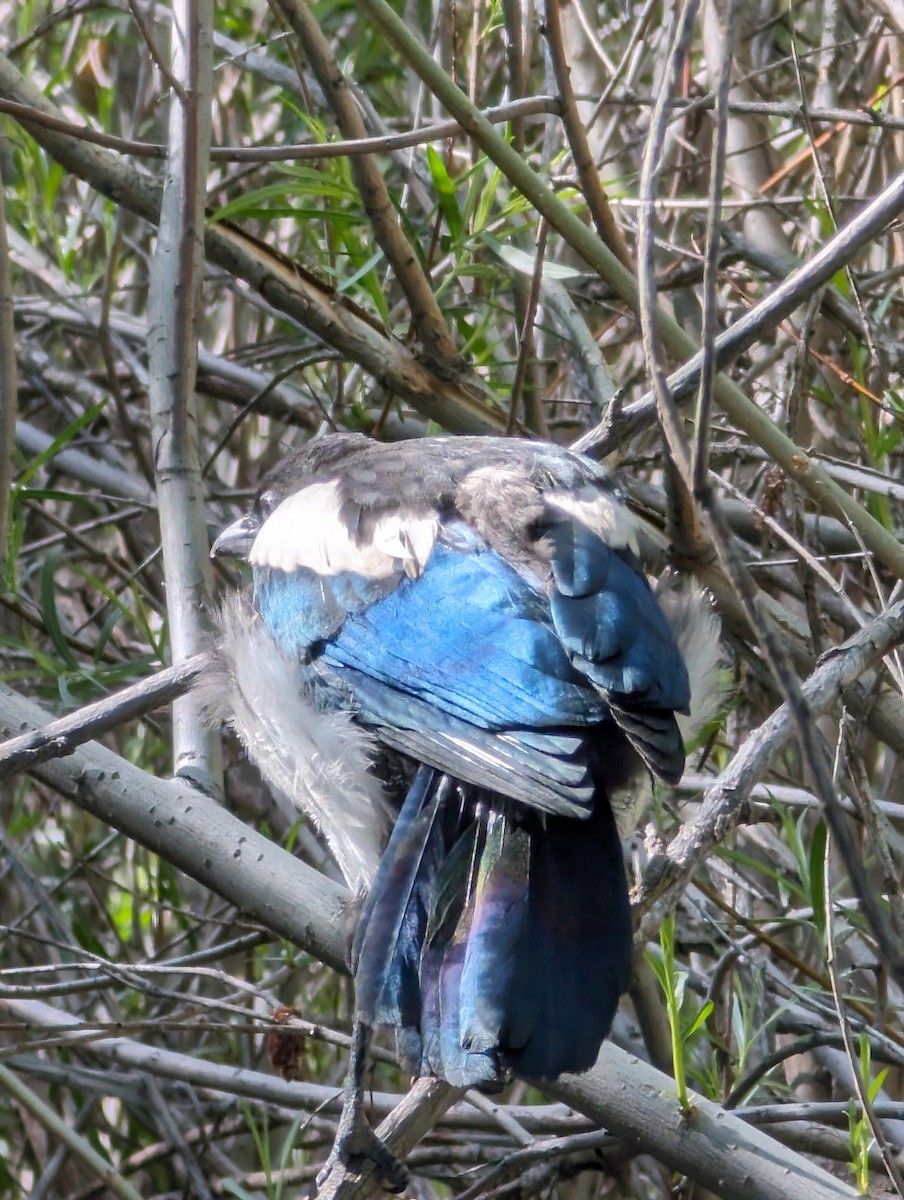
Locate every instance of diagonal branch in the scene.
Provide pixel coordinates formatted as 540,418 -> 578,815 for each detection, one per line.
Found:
542,0 -> 633,269
272,0 -> 463,370
0,51 -> 504,436
637,598 -> 904,923
0,683 -> 864,1200
350,0 -> 904,580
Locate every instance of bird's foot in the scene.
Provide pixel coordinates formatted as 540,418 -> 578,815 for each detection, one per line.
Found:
317,1094 -> 408,1193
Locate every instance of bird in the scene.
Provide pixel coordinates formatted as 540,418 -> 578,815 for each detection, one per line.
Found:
207,432 -> 719,1179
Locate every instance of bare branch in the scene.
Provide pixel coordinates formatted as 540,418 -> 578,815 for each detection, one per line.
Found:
147,0 -> 222,791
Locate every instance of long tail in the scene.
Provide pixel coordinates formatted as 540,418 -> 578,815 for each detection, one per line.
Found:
353,772 -> 633,1088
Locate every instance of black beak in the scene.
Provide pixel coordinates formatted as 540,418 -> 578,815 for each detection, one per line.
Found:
210,512 -> 260,560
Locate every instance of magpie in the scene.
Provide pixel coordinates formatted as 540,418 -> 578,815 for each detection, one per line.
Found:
208,433 -> 719,1178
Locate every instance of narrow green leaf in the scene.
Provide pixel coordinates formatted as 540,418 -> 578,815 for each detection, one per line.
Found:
39,548 -> 78,670
426,145 -> 464,243
808,817 -> 828,938
685,999 -> 714,1039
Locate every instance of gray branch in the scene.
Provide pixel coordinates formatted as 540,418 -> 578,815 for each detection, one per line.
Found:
0,683 -> 861,1200
639,598 -> 904,921
146,0 -> 222,793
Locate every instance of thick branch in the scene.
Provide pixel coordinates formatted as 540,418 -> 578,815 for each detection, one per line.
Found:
0,684 -> 863,1199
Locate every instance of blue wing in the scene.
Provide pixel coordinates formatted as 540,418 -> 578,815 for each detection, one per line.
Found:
254,511 -> 689,808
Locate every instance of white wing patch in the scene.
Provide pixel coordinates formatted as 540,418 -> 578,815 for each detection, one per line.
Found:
250,480 -> 439,578
546,490 -> 641,554
372,509 -> 439,578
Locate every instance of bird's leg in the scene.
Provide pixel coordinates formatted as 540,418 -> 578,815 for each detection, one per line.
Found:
317,1017 -> 409,1193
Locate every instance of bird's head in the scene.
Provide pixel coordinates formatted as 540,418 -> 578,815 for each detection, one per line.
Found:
210,433 -> 368,562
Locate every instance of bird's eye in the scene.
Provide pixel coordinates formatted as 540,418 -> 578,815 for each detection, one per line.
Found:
256,489 -> 278,519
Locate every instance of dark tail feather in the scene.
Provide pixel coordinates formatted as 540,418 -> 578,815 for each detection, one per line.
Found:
355,773 -> 633,1088
507,799 -> 633,1077
351,766 -> 450,1025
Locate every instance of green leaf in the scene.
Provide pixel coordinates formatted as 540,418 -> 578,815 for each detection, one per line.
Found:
426,145 -> 464,243
808,817 -> 828,938
16,402 -> 107,491
39,548 -> 78,671
685,999 -> 714,1038
483,234 -> 584,280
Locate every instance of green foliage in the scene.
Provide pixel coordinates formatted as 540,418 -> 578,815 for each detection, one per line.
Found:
847,1032 -> 888,1193
647,913 -> 715,1110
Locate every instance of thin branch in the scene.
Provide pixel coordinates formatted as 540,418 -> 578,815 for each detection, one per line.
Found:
0,1063 -> 143,1200
0,50 -> 504,434
0,653 -> 208,780
507,220 -> 549,435
271,0 -> 463,368
637,598 -> 904,922
0,94 -> 561,162
126,0 -> 187,99
0,151 -> 16,567
693,0 -> 735,493
543,0 -> 633,269
823,806 -> 904,1198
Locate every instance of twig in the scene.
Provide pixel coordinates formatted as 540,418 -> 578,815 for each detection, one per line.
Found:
543,0 -> 633,269
0,152 -> 16,568
507,220 -> 548,434
271,0 -> 463,370
0,653 -> 209,780
637,599 -> 904,922
824,726 -> 904,1197
693,0 -> 735,493
0,94 -> 561,162
0,1062 -> 143,1200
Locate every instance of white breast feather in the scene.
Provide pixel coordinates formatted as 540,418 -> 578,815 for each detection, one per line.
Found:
199,595 -> 389,891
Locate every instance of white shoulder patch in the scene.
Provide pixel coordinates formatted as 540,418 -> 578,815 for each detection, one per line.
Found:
372,509 -> 440,578
546,490 -> 641,554
249,480 -> 439,578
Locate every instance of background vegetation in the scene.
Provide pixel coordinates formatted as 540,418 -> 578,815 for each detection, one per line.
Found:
1,0 -> 904,1196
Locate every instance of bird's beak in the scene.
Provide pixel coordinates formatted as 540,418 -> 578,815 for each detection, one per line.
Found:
210,512 -> 260,560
